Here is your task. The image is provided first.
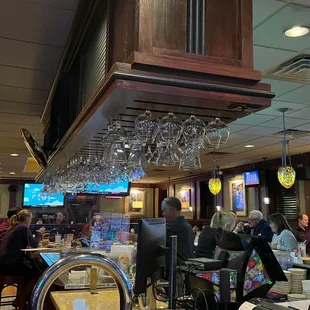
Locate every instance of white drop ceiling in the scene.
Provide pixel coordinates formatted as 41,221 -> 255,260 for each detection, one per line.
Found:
145,0 -> 310,183
0,0 -> 310,182
0,0 -> 79,178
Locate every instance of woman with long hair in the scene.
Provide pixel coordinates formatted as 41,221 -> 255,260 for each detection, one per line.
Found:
196,211 -> 242,258
0,209 -> 45,270
269,213 -> 297,251
0,209 -> 45,308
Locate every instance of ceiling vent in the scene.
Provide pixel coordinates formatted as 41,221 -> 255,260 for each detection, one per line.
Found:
271,129 -> 310,139
264,54 -> 310,84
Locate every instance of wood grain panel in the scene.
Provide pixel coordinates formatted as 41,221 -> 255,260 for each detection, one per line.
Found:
137,0 -> 153,52
130,51 -> 261,81
108,0 -> 136,68
152,0 -> 187,51
205,0 -> 240,60
239,0 -> 253,68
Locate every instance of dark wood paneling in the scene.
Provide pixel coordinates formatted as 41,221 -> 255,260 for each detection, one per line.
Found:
130,51 -> 261,81
205,0 -> 240,60
304,180 -> 310,216
153,0 -> 187,51
108,0 -> 136,68
239,0 -> 253,68
137,0 -> 153,52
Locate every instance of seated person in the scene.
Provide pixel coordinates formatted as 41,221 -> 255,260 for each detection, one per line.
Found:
0,207 -> 21,245
0,210 -> 45,308
82,205 -> 100,239
196,211 -> 242,258
294,212 -> 309,242
235,210 -> 273,243
55,212 -> 64,224
270,213 -> 298,251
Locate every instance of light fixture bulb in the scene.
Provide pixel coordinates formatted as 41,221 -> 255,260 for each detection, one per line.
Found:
284,26 -> 309,38
263,197 -> 270,205
208,178 -> 222,195
277,166 -> 296,189
10,153 -> 19,157
244,145 -> 255,148
216,205 -> 222,212
9,172 -> 15,175
189,206 -> 193,212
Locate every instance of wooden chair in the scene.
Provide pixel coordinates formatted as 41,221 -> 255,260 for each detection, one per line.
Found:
0,275 -> 25,309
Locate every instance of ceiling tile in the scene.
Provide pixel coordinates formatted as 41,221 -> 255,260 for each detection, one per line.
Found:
0,113 -> 40,126
237,126 -> 280,136
261,78 -> 302,97
232,114 -> 277,126
257,100 -> 308,116
277,85 -> 310,104
254,45 -> 296,72
254,3 -> 310,51
228,124 -> 250,133
292,122 -> 310,131
0,86 -> 48,105
0,38 -> 63,72
259,116 -> 309,128
253,0 -> 285,27
0,65 -> 55,90
286,106 -> 310,119
0,0 -> 76,46
0,101 -> 43,116
0,123 -> 38,134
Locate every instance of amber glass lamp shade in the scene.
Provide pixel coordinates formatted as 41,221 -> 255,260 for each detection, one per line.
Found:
277,166 -> 296,189
208,178 -> 222,195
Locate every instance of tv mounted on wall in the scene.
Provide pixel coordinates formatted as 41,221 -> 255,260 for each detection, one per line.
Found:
76,181 -> 131,196
243,171 -> 260,186
23,183 -> 65,207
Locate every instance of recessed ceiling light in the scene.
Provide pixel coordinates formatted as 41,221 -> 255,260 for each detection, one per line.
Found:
244,144 -> 255,148
10,153 -> 19,157
9,172 -> 15,175
284,26 -> 309,38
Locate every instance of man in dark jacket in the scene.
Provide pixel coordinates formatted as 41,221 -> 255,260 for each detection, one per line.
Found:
236,210 -> 273,243
161,197 -> 194,263
294,213 -> 309,242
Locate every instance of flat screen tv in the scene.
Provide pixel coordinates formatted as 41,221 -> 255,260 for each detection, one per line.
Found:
76,181 -> 131,196
244,170 -> 260,186
23,183 -> 65,207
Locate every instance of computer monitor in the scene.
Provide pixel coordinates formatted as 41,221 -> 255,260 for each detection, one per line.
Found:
224,236 -> 287,301
134,218 -> 166,294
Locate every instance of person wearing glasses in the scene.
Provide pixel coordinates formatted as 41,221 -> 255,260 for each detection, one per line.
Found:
235,210 -> 273,243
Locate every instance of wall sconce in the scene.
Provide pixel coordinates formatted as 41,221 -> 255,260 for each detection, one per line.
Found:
263,197 -> 270,205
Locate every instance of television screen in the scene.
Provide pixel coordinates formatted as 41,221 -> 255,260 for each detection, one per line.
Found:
244,171 -> 260,186
23,183 -> 65,207
77,181 -> 131,196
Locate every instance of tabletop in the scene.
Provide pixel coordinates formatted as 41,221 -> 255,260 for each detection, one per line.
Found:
50,290 -> 168,310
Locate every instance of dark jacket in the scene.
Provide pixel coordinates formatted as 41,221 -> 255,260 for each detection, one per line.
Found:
247,219 -> 273,243
294,226 -> 308,243
166,216 -> 194,263
0,224 -> 41,265
195,227 -> 219,258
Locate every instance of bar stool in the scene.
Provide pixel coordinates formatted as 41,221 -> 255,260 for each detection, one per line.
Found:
0,275 -> 25,309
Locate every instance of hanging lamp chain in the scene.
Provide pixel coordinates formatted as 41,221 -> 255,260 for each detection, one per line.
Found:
212,149 -> 216,178
281,111 -> 287,167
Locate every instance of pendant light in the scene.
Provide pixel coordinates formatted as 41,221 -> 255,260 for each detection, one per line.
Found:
277,108 -> 296,189
208,151 -> 222,195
